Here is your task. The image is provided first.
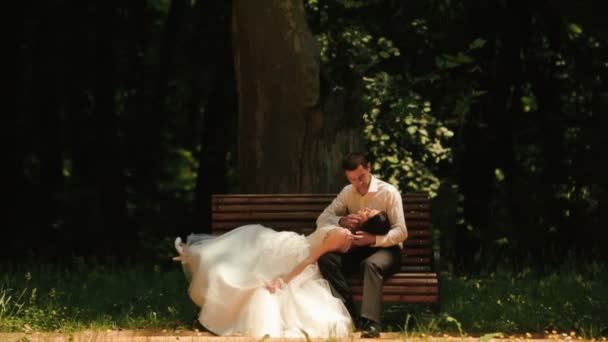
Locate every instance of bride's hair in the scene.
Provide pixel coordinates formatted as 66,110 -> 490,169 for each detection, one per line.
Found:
361,211 -> 390,235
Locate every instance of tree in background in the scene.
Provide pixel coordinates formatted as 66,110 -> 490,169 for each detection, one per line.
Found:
233,0 -> 364,193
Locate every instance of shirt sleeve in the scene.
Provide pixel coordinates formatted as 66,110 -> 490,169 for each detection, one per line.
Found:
316,187 -> 350,228
373,188 -> 408,248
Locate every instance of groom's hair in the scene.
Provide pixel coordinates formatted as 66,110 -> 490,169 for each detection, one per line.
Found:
361,211 -> 391,235
341,152 -> 371,171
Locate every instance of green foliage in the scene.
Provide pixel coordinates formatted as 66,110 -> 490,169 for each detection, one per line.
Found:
158,148 -> 199,198
362,72 -> 453,195
307,1 -> 456,195
307,0 -> 608,270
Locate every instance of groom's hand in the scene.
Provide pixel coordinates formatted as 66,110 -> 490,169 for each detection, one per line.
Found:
352,231 -> 375,246
339,214 -> 363,230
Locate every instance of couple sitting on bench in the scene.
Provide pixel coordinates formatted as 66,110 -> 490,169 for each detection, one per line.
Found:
173,153 -> 408,338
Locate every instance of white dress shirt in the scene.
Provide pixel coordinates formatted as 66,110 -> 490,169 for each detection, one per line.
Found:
316,175 -> 408,248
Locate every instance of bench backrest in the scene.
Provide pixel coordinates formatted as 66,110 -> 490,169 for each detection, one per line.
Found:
211,193 -> 434,273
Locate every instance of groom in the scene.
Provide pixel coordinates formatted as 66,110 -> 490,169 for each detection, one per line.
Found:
316,152 -> 407,338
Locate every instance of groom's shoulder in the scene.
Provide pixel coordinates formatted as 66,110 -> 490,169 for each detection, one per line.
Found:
338,183 -> 353,193
376,177 -> 400,193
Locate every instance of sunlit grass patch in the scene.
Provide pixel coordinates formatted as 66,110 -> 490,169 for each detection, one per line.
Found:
1,262 -> 607,338
382,264 -> 607,338
0,263 -> 195,332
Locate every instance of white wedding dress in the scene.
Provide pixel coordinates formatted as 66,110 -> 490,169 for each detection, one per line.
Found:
175,224 -> 353,338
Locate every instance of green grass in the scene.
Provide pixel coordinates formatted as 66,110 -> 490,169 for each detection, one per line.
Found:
381,263 -> 608,339
0,262 -> 196,333
1,261 -> 607,338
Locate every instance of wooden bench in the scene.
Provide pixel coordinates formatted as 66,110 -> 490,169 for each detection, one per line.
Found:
211,193 -> 440,311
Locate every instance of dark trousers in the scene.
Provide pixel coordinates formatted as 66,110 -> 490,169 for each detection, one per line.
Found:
318,245 -> 401,324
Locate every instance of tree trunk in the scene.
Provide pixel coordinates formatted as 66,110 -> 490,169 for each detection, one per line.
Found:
233,0 -> 363,194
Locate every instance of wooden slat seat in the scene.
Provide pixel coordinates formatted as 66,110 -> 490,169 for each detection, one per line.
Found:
211,193 -> 440,311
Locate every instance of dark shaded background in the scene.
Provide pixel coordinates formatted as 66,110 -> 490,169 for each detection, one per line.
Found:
6,0 -> 608,273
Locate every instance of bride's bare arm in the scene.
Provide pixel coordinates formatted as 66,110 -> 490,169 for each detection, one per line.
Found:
266,228 -> 352,292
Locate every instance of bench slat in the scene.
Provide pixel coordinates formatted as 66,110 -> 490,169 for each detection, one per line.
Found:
403,248 -> 433,256
212,203 -> 429,212
383,277 -> 438,285
404,239 -> 432,247
214,194 -> 335,197
401,266 -> 432,272
212,222 -> 316,230
212,211 -> 430,221
350,286 -> 438,294
214,204 -> 329,212
402,257 -> 431,264
211,220 -> 431,229
348,277 -> 437,286
403,221 -> 431,229
213,194 -> 429,202
213,226 -> 432,236
213,212 -> 322,221
383,272 -> 437,278
409,230 -> 431,238
354,294 -> 438,303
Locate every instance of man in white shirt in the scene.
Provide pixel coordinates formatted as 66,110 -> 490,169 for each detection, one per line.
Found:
317,153 -> 407,338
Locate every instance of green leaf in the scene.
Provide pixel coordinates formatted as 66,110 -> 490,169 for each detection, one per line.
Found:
569,23 -> 583,35
495,168 -> 505,182
469,38 -> 487,50
455,52 -> 474,64
386,155 -> 399,163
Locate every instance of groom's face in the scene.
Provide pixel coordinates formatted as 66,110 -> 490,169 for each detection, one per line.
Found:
345,163 -> 371,195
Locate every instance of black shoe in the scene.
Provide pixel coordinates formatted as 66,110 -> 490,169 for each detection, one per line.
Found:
354,317 -> 366,331
360,319 -> 381,338
356,317 -> 373,330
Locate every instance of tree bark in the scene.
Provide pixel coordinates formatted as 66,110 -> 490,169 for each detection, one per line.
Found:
233,0 -> 363,194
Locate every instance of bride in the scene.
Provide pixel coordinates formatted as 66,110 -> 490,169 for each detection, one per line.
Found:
173,209 -> 389,338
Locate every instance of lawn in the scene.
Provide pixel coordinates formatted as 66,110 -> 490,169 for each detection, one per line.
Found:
1,261 -> 606,339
